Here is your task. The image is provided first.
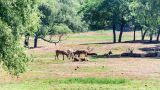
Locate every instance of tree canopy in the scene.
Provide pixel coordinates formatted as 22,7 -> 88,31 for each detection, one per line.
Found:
0,0 -> 40,75
82,0 -> 160,43
32,0 -> 88,48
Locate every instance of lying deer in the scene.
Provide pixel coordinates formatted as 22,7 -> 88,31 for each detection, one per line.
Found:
73,57 -> 88,62
121,47 -> 134,57
104,50 -> 113,57
73,57 -> 81,62
55,50 -> 69,60
80,58 -> 89,62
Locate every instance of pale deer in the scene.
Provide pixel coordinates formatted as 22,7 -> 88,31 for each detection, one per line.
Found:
67,49 -> 74,60
55,50 -> 69,60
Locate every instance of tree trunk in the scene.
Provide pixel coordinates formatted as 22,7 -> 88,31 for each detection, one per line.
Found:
24,35 -> 30,48
118,23 -> 124,43
34,35 -> 38,48
142,29 -> 147,41
150,35 -> 153,42
156,29 -> 160,42
113,24 -> 116,43
133,26 -> 136,41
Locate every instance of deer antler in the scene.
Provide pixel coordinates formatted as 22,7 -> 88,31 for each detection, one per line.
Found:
127,47 -> 134,54
87,47 -> 94,52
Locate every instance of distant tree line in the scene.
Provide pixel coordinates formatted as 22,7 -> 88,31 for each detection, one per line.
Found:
81,0 -> 160,43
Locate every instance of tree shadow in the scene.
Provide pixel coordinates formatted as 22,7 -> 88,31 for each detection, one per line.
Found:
29,46 -> 44,49
139,45 -> 160,52
91,54 -> 121,59
80,40 -> 160,46
124,40 -> 160,44
80,42 -> 114,45
91,54 -> 160,59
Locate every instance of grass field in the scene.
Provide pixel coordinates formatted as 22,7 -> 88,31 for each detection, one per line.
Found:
1,30 -> 160,90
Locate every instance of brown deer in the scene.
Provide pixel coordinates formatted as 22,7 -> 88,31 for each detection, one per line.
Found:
74,47 -> 94,57
104,50 -> 113,57
121,47 -> 134,57
73,56 -> 81,62
55,50 -> 69,60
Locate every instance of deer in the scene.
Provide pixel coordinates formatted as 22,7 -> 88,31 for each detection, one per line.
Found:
80,58 -> 89,62
55,50 -> 69,60
104,50 -> 113,57
73,56 -> 81,62
73,47 -> 94,57
72,56 -> 89,62
121,47 -> 134,57
67,49 -> 74,60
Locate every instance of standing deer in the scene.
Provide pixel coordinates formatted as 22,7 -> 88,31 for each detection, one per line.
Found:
67,49 -> 74,60
73,47 -> 94,57
55,50 -> 69,60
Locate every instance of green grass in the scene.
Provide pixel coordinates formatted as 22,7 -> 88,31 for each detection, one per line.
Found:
76,66 -> 111,72
69,35 -> 113,41
0,77 -> 128,90
1,78 -> 160,90
53,77 -> 128,84
31,52 -> 54,58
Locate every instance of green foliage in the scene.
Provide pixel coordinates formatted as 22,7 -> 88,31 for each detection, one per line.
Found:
49,24 -> 71,35
34,0 -> 88,45
0,0 -> 40,75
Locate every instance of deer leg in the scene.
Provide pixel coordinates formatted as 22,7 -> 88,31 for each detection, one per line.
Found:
68,55 -> 70,60
63,55 -> 64,60
55,53 -> 58,60
55,55 -> 57,60
56,54 -> 59,60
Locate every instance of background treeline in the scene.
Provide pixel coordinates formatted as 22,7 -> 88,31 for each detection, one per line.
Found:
82,0 -> 160,43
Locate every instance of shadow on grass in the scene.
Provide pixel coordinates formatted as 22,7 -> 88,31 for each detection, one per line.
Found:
124,40 -> 160,44
139,45 -> 160,52
29,46 -> 44,49
80,42 -> 114,45
80,40 -> 160,45
91,53 -> 160,59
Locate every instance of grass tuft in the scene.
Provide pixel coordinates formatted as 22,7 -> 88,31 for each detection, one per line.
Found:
44,77 -> 128,84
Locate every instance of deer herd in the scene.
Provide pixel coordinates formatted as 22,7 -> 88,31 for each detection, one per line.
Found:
55,47 -> 97,62
55,46 -> 160,62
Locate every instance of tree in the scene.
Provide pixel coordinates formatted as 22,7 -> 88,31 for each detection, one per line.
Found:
134,0 -> 160,42
0,0 -> 40,75
82,0 -> 132,43
33,0 -> 88,48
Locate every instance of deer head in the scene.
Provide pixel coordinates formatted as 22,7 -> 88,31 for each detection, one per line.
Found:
127,47 -> 134,54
